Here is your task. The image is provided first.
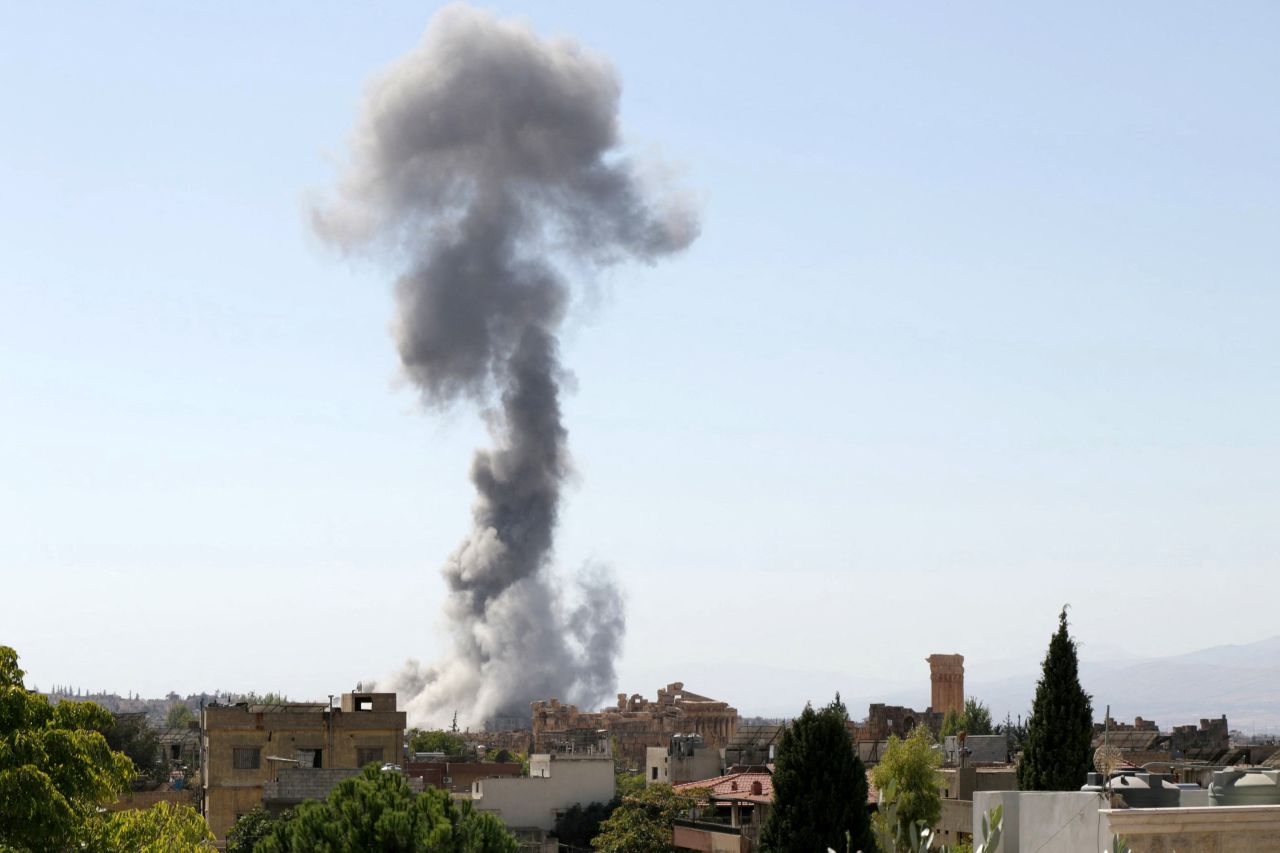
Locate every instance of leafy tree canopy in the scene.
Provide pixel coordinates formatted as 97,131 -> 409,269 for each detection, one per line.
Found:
409,728 -> 468,757
227,806 -> 288,853
0,645 -> 134,851
91,801 -> 215,851
593,784 -> 702,853
759,695 -> 873,853
166,704 -> 195,729
939,698 -> 995,740
871,724 -> 943,845
104,711 -> 163,785
553,800 -> 616,852
257,764 -> 517,852
1016,607 -> 1094,791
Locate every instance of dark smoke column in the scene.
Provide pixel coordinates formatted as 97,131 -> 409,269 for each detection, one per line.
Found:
314,5 -> 698,727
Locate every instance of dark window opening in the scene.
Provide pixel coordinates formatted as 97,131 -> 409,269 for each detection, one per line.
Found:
652,767 -> 659,780
232,747 -> 261,770
354,695 -> 374,712
298,749 -> 323,768
170,744 -> 182,760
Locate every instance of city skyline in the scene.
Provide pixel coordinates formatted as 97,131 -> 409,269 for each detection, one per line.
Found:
3,2 -> 1279,723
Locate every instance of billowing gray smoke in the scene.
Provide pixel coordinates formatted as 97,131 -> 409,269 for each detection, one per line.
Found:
315,4 -> 698,726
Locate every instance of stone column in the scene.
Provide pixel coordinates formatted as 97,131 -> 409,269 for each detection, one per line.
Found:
927,654 -> 965,716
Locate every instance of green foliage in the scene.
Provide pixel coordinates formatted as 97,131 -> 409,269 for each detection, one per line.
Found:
871,724 -> 942,843
615,770 -> 646,798
237,692 -> 288,705
0,645 -> 134,851
593,784 -> 701,853
759,695 -> 873,853
869,785 -> 1001,853
256,764 -> 517,852
166,703 -> 195,729
91,801 -> 215,851
409,728 -> 468,757
939,699 -> 994,740
994,713 -> 1028,755
553,800 -> 616,851
104,711 -> 163,784
1016,607 -> 1094,791
227,806 -> 287,853
962,699 -> 993,736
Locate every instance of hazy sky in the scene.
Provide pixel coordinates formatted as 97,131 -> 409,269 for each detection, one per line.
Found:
3,2 -> 1277,723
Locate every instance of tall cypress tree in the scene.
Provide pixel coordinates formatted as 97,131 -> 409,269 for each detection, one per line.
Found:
1017,607 -> 1094,791
759,695 -> 873,853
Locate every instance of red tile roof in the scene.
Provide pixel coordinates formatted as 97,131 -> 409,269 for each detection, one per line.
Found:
674,770 -> 773,804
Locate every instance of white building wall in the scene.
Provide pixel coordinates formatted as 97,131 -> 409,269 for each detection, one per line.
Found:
646,747 -> 669,786
473,754 -> 615,831
973,791 -> 1110,853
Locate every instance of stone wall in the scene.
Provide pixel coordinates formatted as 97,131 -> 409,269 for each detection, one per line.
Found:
531,682 -> 737,769
1105,805 -> 1280,853
201,694 -> 405,840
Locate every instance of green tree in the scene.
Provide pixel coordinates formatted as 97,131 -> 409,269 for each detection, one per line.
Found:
871,725 -> 943,845
961,699 -> 993,736
994,713 -> 1028,756
0,645 -> 134,851
758,695 -> 873,853
939,699 -> 994,740
104,711 -> 163,785
939,708 -> 963,741
553,801 -> 616,851
166,703 -> 195,729
91,801 -> 215,851
409,728 -> 468,757
593,784 -> 702,853
227,806 -> 289,853
1017,607 -> 1094,791
257,764 -> 517,852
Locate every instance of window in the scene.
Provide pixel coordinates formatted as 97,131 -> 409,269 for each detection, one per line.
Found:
170,744 -> 182,761
353,695 -> 374,712
297,749 -> 323,768
651,767 -> 658,780
356,747 -> 384,767
232,748 -> 260,770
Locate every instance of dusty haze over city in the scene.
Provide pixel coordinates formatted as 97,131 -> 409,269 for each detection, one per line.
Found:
3,2 -> 1278,732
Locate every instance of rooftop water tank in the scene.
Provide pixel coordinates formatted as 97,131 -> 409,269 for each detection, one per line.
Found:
1081,771 -> 1180,808
1208,769 -> 1280,807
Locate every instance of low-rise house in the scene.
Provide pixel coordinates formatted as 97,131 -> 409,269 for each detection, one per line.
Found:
647,733 -> 723,787
405,760 -> 523,795
200,691 -> 405,840
673,767 -> 773,852
471,750 -> 614,835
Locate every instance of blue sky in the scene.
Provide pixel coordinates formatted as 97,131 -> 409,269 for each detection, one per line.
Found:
2,2 -> 1277,721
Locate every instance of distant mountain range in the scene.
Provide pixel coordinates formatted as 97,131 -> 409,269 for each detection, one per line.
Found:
646,635 -> 1280,733
966,635 -> 1280,733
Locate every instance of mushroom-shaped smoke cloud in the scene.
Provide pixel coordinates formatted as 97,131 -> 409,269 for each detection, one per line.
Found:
314,4 -> 699,727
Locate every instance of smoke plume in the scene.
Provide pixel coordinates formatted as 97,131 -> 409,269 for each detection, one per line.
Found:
315,5 -> 697,726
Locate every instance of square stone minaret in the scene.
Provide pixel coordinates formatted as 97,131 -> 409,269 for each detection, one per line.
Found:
927,654 -> 964,716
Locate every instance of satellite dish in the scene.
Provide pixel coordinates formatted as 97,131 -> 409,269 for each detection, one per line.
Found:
1094,745 -> 1123,778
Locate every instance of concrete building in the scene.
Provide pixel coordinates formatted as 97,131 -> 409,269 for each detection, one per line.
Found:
532,682 -> 738,768
471,751 -> 615,833
647,733 -> 723,787
723,724 -> 782,769
405,760 -> 523,795
673,768 -> 774,852
200,691 -> 405,840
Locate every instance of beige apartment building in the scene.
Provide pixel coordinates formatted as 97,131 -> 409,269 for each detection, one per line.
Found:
201,692 -> 405,840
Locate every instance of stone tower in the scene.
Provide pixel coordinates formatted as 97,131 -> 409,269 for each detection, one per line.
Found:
927,654 -> 964,716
